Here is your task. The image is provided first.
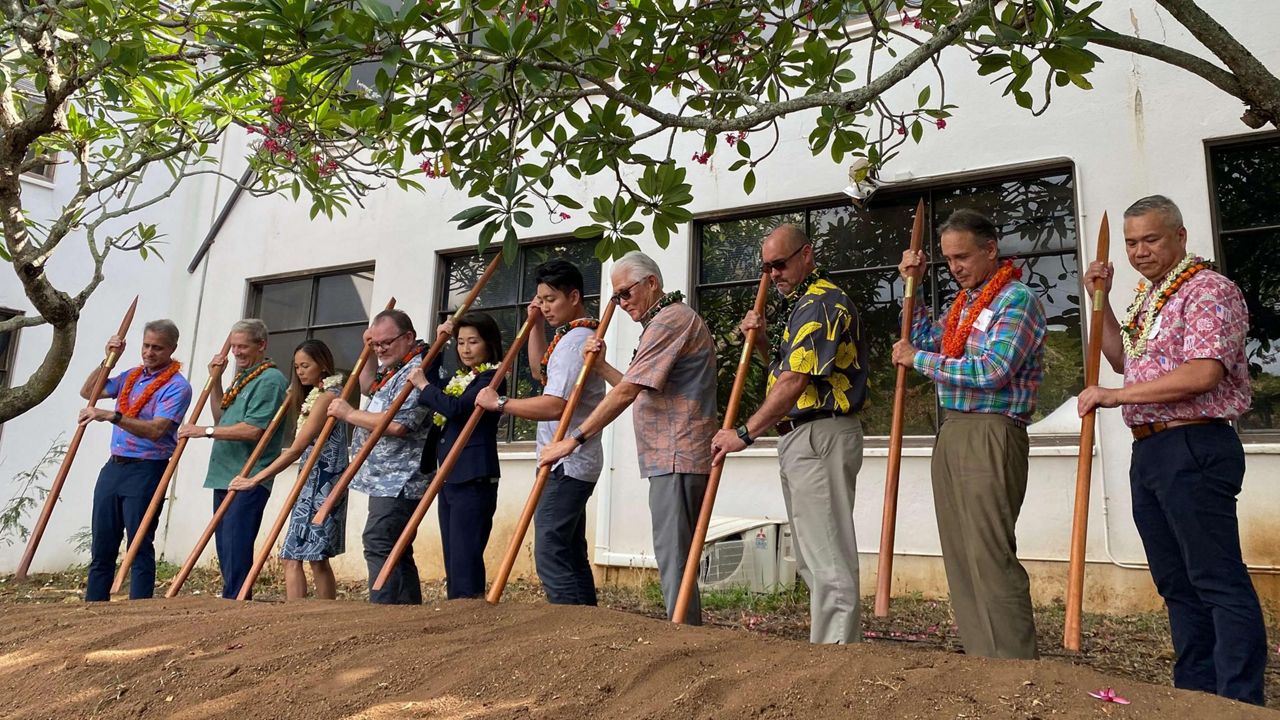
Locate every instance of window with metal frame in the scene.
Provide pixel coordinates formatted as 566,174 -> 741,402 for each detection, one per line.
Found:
0,308 -> 20,391
248,267 -> 376,375
695,167 -> 1083,437
1208,133 -> 1280,432
436,239 -> 602,443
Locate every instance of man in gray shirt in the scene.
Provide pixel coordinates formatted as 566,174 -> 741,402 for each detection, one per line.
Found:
477,260 -> 605,604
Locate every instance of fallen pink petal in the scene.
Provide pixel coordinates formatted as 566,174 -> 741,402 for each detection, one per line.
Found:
1088,688 -> 1131,705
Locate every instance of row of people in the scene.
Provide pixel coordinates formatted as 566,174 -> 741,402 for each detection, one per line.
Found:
75,194 -> 1264,705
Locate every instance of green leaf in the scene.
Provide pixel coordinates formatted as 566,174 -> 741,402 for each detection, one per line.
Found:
743,169 -> 756,194
90,39 -> 111,60
917,85 -> 931,107
553,194 -> 583,210
357,0 -> 394,23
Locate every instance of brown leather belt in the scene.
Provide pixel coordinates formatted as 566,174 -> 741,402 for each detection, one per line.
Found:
776,411 -> 843,436
1130,418 -> 1229,441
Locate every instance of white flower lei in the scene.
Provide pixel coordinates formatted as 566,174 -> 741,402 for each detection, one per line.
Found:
433,363 -> 497,427
297,374 -> 344,432
1120,253 -> 1200,359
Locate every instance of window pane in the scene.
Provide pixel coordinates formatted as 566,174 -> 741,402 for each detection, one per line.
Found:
521,242 -> 603,299
934,173 -> 1077,255
832,269 -> 936,436
1212,139 -> 1280,230
444,253 -> 521,310
811,198 -> 921,271
0,327 -> 11,373
266,330 -> 308,370
314,272 -> 374,325
700,212 -> 803,284
311,325 -> 368,376
256,280 -> 311,331
695,283 -> 787,428
1018,255 -> 1084,422
1221,228 -> 1280,430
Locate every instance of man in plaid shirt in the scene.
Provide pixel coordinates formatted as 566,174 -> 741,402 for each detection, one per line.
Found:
893,208 -> 1046,659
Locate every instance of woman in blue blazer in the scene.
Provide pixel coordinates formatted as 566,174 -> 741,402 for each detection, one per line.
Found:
408,312 -> 505,599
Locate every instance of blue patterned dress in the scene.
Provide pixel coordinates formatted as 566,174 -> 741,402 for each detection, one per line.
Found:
280,386 -> 349,561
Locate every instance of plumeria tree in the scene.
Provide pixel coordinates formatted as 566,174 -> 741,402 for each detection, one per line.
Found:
3,0 -> 1277,422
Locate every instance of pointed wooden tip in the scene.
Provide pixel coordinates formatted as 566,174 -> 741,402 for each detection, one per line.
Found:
384,296 -> 398,310
915,197 -> 926,213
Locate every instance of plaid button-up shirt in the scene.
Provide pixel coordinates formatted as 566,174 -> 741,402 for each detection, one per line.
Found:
909,279 -> 1046,423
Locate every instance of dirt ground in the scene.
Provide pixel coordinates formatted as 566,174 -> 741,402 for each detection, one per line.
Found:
0,569 -> 1273,719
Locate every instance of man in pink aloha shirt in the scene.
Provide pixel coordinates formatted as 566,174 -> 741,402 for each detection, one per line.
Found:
1079,195 -> 1265,706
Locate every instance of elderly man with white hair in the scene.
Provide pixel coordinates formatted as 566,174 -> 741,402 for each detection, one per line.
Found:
541,251 -> 718,624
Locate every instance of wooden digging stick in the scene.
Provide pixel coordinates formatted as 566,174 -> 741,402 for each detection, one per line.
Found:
111,332 -> 234,594
235,298 -> 397,601
165,388 -> 296,597
874,197 -> 927,617
486,300 -> 618,604
1064,212 -> 1111,650
672,272 -> 771,624
311,253 -> 504,524
15,296 -> 139,580
372,315 -> 536,591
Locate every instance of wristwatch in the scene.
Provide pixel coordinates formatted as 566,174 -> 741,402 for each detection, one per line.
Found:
110,411 -> 122,425
496,395 -> 508,414
569,427 -> 587,445
204,426 -> 215,438
736,425 -> 754,447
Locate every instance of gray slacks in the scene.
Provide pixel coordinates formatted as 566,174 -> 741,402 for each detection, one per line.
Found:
932,410 -> 1037,659
777,414 -> 863,644
649,472 -> 709,625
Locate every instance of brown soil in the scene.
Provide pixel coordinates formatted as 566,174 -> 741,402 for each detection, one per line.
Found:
0,587 -> 1272,719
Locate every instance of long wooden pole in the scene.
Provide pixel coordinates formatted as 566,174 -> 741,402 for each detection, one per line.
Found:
164,388 -> 296,597
111,332 -> 234,594
486,300 -> 618,604
372,315 -> 536,591
1064,212 -> 1111,650
235,298 -> 397,601
312,253 -> 504,524
15,296 -> 139,580
672,273 -> 771,624
874,198 -> 927,617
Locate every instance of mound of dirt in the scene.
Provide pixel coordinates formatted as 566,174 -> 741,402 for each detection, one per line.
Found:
0,598 -> 1267,719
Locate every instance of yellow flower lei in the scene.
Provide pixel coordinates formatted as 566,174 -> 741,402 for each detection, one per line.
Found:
432,363 -> 497,427
297,374 -> 345,432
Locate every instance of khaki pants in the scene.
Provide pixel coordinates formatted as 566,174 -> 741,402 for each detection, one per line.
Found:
932,410 -> 1037,659
777,414 -> 863,644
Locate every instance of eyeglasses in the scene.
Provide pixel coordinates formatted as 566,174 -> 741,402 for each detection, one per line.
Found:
761,244 -> 806,274
611,279 -> 644,303
370,330 -> 410,351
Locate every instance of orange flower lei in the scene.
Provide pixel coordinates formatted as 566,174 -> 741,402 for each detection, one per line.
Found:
539,318 -> 600,380
940,260 -> 1021,358
116,362 -> 183,418
220,360 -> 276,409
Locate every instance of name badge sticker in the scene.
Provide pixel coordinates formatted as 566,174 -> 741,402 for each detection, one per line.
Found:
368,395 -> 387,413
974,308 -> 995,332
1149,315 -> 1162,340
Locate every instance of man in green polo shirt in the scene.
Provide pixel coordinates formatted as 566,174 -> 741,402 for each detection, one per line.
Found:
178,318 -> 288,598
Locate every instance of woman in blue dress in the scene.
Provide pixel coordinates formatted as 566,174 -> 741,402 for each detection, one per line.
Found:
408,313 -> 505,599
231,339 -> 348,600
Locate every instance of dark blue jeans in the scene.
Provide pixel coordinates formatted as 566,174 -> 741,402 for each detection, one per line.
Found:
212,485 -> 270,600
363,493 -> 423,605
439,478 -> 498,599
86,458 -> 167,601
533,467 -> 597,605
1130,423 -> 1266,705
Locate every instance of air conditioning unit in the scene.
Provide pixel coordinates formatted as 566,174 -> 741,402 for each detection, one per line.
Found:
698,516 -> 796,593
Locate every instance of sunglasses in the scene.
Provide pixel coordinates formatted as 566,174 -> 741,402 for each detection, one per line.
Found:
611,278 -> 644,303
761,244 -> 806,274
370,330 -> 411,351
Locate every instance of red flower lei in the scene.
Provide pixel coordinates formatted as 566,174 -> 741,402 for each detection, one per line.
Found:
540,318 -> 600,379
220,360 -> 277,409
940,260 -> 1021,358
116,362 -> 183,418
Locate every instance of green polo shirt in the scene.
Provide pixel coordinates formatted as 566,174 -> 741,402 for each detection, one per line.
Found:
203,363 -> 289,491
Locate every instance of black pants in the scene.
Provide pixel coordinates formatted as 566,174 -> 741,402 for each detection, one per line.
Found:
533,467 -> 597,605
439,478 -> 498,599
213,485 -> 270,599
364,493 -> 422,605
85,458 -> 167,601
1130,423 -> 1266,705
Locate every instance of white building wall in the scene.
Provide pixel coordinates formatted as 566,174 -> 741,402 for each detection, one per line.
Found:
3,1 -> 1278,610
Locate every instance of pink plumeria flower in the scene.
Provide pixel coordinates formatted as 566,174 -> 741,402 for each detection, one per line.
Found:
1088,688 -> 1131,705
